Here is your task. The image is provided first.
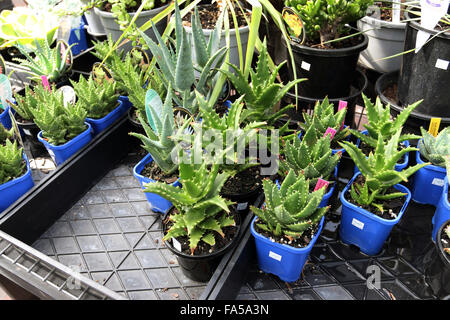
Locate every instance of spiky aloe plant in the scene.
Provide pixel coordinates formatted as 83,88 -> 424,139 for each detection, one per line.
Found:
350,94 -> 421,149
0,124 -> 14,145
13,83 -> 54,122
251,169 -> 329,240
339,130 -> 429,215
30,85 -> 88,146
220,39 -> 304,125
70,75 -> 120,119
171,92 -> 266,172
138,2 -> 228,114
299,97 -> 350,143
0,140 -> 25,185
14,39 -> 74,83
129,86 -> 190,175
418,127 -> 450,168
144,147 -> 236,255
279,125 -> 341,185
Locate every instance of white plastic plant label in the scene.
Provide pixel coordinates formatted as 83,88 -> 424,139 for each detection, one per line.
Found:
415,0 -> 449,52
301,61 -> 311,71
237,202 -> 248,211
435,59 -> 449,70
59,86 -> 76,107
23,129 -> 31,136
392,0 -> 401,23
269,251 -> 282,262
352,218 -> 365,230
172,238 -> 182,252
0,74 -> 12,109
47,149 -> 56,163
432,178 -> 445,187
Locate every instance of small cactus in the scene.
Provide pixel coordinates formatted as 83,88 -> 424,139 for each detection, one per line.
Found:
419,127 -> 450,168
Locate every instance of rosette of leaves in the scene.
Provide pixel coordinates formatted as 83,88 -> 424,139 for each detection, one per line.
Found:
0,140 -> 25,185
251,169 -> 329,240
14,83 -> 54,122
0,124 -> 14,145
350,94 -> 421,149
129,85 -> 190,175
139,2 -> 228,114
299,97 -> 350,144
339,130 -> 429,214
30,86 -> 88,146
285,0 -> 373,44
70,75 -> 120,119
279,125 -> 341,184
220,39 -> 304,126
418,127 -> 450,168
13,39 -> 74,83
143,146 -> 236,255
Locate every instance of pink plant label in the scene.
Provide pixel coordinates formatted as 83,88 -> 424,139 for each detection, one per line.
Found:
314,178 -> 330,192
323,127 -> 336,140
338,100 -> 347,130
41,76 -> 51,92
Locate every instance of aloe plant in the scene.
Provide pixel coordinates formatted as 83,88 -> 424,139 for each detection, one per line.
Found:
350,94 -> 421,149
299,97 -> 350,144
251,169 -> 329,240
418,127 -> 450,168
13,83 -> 54,122
70,75 -> 120,119
13,39 -> 74,83
339,130 -> 429,214
144,146 -> 236,254
0,124 -> 14,145
0,140 -> 25,185
279,125 -> 341,184
30,85 -> 88,145
129,86 -> 190,175
138,1 -> 228,114
220,39 -> 304,126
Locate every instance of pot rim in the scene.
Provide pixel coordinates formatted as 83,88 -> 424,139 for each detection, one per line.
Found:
0,152 -> 32,192
37,122 -> 92,149
94,4 -> 170,17
405,8 -> 450,40
359,15 -> 406,29
163,206 -> 241,260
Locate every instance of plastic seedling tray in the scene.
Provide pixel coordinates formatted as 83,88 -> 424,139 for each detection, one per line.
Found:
208,155 -> 443,300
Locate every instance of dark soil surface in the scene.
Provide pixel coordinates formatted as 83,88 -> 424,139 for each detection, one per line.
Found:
141,160 -> 178,184
214,103 -> 229,118
102,0 -> 166,13
345,175 -> 405,220
163,206 -> 239,256
254,217 -> 320,248
182,4 -> 250,29
383,83 -> 398,103
304,33 -> 364,50
369,2 -> 406,22
221,165 -> 262,196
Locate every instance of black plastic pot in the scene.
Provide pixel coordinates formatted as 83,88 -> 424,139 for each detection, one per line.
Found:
282,69 -> 368,128
397,10 -> 450,118
376,71 -> 450,135
424,220 -> 450,299
15,120 -> 47,156
163,208 -> 242,282
284,34 -> 368,99
221,186 -> 262,216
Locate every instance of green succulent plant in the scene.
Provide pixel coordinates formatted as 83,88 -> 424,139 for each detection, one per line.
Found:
339,130 -> 429,214
285,0 -> 373,44
144,146 -> 236,254
14,39 -> 74,83
220,39 -> 304,126
350,94 -> 421,150
91,36 -> 125,71
418,127 -> 450,168
0,140 -> 25,185
279,124 -> 341,185
299,96 -> 350,144
30,85 -> 88,146
129,86 -> 190,175
71,75 -> 120,119
0,124 -> 14,145
14,83 -> 55,122
139,2 -> 228,114
251,169 -> 329,240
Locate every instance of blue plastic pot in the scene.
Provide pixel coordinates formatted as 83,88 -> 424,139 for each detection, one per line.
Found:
0,105 -> 12,129
251,215 -> 324,282
411,147 -> 446,206
37,122 -> 92,166
354,130 -> 410,174
133,153 -> 181,214
68,21 -> 88,56
320,166 -> 338,208
339,172 -> 412,256
118,95 -> 133,112
0,152 -> 34,212
432,176 -> 450,242
86,100 -> 125,136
